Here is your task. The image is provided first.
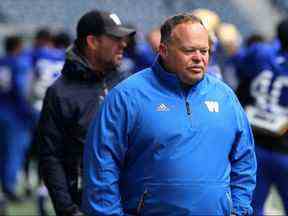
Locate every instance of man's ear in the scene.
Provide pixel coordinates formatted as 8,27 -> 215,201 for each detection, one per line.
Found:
158,43 -> 168,59
86,35 -> 99,50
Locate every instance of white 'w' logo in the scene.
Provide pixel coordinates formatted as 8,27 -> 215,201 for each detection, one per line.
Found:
205,101 -> 219,112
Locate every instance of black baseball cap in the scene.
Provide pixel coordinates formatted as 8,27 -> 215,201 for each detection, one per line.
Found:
77,9 -> 136,39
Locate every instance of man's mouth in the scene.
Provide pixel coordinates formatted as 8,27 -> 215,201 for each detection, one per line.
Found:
188,66 -> 203,73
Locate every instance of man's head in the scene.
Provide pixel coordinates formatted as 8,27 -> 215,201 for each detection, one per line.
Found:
277,17 -> 288,51
5,35 -> 23,55
34,27 -> 53,48
216,23 -> 242,56
75,9 -> 135,71
244,34 -> 265,48
147,27 -> 161,52
53,31 -> 71,49
159,13 -> 211,85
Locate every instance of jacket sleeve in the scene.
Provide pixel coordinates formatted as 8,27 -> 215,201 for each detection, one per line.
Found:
229,96 -> 257,216
37,87 -> 80,215
82,88 -> 135,216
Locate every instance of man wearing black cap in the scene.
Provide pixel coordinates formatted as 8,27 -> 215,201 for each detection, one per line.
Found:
36,9 -> 135,216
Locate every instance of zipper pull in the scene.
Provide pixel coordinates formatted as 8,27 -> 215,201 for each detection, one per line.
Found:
186,101 -> 191,115
136,189 -> 148,215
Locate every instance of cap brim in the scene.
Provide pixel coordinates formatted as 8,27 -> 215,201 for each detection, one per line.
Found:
105,26 -> 136,38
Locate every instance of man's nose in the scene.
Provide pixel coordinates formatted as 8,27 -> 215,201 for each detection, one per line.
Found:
191,50 -> 202,61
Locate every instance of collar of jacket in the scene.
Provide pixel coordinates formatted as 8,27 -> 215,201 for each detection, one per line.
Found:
151,55 -> 209,97
61,45 -> 105,82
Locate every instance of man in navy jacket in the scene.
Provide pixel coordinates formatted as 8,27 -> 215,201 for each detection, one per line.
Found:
36,9 -> 135,216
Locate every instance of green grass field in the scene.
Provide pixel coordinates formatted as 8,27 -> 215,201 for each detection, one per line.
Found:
7,195 -> 55,216
265,186 -> 284,215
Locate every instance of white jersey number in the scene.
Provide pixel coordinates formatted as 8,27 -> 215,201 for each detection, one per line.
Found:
251,70 -> 288,115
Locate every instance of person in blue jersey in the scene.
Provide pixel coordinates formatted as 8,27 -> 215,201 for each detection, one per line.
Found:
123,26 -> 157,74
53,31 -> 72,50
30,33 -> 69,112
82,13 -> 256,216
25,30 -> 72,216
192,8 -> 223,80
0,35 -> 35,201
24,28 -> 54,66
36,9 -> 135,216
235,18 -> 288,215
215,23 -> 242,90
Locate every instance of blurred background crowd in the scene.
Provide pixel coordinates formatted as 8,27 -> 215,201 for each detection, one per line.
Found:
0,0 -> 288,215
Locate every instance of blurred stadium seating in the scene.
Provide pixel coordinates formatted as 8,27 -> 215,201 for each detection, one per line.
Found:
0,0 -> 285,39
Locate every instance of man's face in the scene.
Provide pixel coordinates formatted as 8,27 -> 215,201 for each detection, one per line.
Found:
159,22 -> 210,85
94,35 -> 128,71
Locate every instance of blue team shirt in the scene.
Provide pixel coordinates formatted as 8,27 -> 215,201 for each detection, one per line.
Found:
237,42 -> 288,113
0,53 -> 34,122
27,46 -> 66,111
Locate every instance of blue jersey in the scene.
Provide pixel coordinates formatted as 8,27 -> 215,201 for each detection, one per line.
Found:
0,53 -> 34,122
236,42 -> 288,149
29,47 -> 65,111
124,41 -> 156,74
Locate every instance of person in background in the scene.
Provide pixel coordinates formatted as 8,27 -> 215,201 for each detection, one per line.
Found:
244,34 -> 265,48
0,35 -> 35,202
30,30 -> 69,112
33,28 -> 53,48
36,9 -> 135,216
191,8 -> 223,80
25,29 -> 72,216
53,31 -> 72,50
215,23 -> 242,90
123,24 -> 156,74
231,33 -> 266,107
28,28 -> 54,65
146,27 -> 161,53
82,12 -> 256,215
235,17 -> 288,215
